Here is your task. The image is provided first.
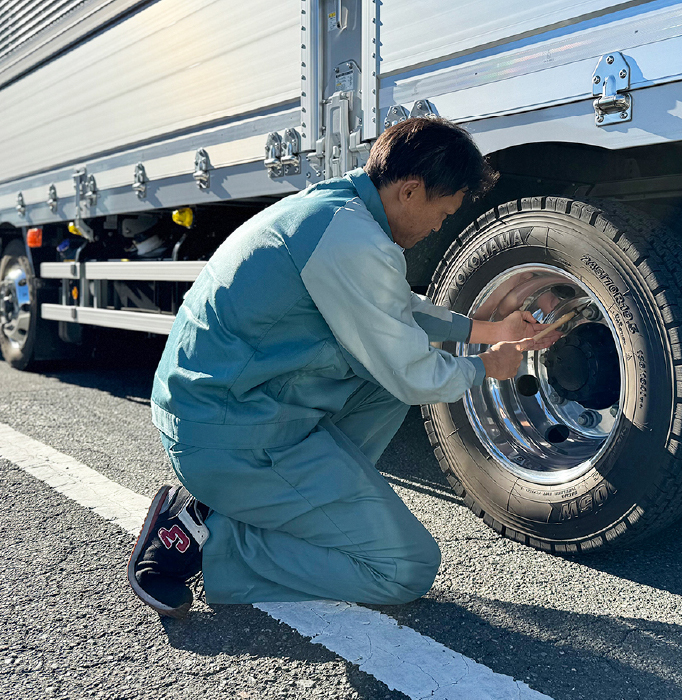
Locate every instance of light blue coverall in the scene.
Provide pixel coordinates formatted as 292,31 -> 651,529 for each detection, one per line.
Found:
151,169 -> 486,605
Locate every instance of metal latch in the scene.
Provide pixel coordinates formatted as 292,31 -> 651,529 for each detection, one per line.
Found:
47,184 -> 58,213
16,192 -> 25,217
83,174 -> 97,206
72,169 -> 95,241
281,129 -> 301,176
193,148 -> 211,189
264,132 -> 283,178
133,163 -> 147,199
592,52 -> 632,126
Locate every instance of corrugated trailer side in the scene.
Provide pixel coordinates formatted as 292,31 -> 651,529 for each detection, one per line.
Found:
0,0 -> 307,225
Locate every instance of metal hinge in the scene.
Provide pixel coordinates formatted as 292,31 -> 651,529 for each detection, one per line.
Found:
47,184 -> 58,213
265,132 -> 283,178
410,100 -> 438,118
384,104 -> 409,129
83,174 -> 97,207
592,52 -> 632,126
16,192 -> 25,216
265,129 -> 303,178
133,163 -> 147,199
193,148 -> 211,189
72,169 -> 95,241
281,129 -> 302,176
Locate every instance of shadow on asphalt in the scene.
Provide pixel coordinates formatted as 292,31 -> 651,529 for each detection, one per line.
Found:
33,329 -> 164,404
380,407 -> 682,599
161,590 -> 682,700
379,595 -> 682,700
162,602 -> 407,700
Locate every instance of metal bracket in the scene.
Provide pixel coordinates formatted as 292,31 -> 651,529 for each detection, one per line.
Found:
324,92 -> 353,179
410,100 -> 438,119
592,52 -> 632,126
133,163 -> 147,199
47,184 -> 58,213
72,169 -> 94,241
264,132 -> 283,178
193,148 -> 211,189
84,174 -> 97,206
349,126 -> 372,156
16,192 -> 25,216
281,129 -> 302,176
384,104 -> 409,129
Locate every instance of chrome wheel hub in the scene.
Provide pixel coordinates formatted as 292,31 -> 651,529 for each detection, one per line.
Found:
455,264 -> 624,485
0,263 -> 31,349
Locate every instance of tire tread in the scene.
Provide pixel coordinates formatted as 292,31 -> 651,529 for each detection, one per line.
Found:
424,197 -> 682,553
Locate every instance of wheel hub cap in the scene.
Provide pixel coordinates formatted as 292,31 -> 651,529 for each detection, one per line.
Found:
451,264 -> 625,485
545,323 -> 619,409
0,264 -> 31,349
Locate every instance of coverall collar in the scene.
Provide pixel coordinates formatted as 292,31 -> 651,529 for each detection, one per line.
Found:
345,168 -> 394,242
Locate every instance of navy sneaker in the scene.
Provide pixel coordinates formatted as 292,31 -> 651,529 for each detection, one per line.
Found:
128,485 -> 210,619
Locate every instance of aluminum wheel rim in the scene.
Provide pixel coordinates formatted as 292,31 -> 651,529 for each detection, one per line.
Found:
455,263 -> 625,485
0,262 -> 31,350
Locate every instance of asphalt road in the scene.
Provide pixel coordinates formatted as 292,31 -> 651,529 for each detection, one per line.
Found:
1,347 -> 681,700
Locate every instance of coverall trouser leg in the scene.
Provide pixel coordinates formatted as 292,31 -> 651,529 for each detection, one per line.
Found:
160,382 -> 441,605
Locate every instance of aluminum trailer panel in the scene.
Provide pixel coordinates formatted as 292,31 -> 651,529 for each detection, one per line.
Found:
0,0 -> 300,184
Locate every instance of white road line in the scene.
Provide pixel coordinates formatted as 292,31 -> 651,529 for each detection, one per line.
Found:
0,421 -> 552,700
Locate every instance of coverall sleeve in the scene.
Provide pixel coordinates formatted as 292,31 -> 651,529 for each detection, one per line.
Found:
410,292 -> 473,343
299,200 -> 486,406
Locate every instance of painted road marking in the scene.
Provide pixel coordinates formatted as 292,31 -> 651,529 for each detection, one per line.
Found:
0,422 -> 552,700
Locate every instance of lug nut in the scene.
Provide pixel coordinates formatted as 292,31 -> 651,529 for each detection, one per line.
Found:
577,410 -> 602,428
582,303 -> 602,321
610,404 -> 619,417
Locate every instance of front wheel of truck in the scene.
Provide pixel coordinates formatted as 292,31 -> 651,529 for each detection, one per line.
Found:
423,197 -> 682,553
0,239 -> 38,370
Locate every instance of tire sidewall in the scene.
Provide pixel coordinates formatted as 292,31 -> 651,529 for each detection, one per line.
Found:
429,208 -> 672,544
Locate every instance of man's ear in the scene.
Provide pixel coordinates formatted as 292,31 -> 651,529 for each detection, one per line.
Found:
398,179 -> 422,203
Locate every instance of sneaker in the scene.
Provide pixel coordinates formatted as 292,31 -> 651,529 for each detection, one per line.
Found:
128,485 -> 210,619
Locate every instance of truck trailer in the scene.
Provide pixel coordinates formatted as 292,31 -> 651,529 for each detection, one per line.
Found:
2,0 -> 682,554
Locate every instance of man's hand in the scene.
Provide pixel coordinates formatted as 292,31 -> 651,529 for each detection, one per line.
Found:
479,333 -> 559,381
469,310 -> 563,347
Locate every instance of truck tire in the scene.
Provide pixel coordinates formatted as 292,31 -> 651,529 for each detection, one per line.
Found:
0,239 -> 37,370
423,197 -> 682,553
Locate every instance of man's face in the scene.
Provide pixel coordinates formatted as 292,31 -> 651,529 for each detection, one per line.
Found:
387,181 -> 467,249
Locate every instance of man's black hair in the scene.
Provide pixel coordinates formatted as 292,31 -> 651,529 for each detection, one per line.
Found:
364,117 -> 498,200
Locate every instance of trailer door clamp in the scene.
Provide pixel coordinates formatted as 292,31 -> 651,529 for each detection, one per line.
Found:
593,52 -> 632,126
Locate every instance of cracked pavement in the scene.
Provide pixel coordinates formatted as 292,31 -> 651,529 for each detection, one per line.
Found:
1,354 -> 682,699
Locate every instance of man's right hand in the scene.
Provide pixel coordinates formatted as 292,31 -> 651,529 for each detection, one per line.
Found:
479,338 -> 536,380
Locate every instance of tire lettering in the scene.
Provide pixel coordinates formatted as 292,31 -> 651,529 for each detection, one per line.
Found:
454,229 -> 527,289
580,255 -> 640,335
556,480 -> 617,521
636,349 -> 647,409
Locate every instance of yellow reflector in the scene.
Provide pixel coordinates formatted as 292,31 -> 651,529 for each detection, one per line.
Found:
27,227 -> 43,248
172,208 -> 194,228
71,286 -> 78,300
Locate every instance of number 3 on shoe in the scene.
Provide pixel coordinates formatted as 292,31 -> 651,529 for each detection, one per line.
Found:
127,485 -> 210,619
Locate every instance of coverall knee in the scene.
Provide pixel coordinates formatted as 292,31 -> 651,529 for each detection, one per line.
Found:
161,381 -> 441,605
